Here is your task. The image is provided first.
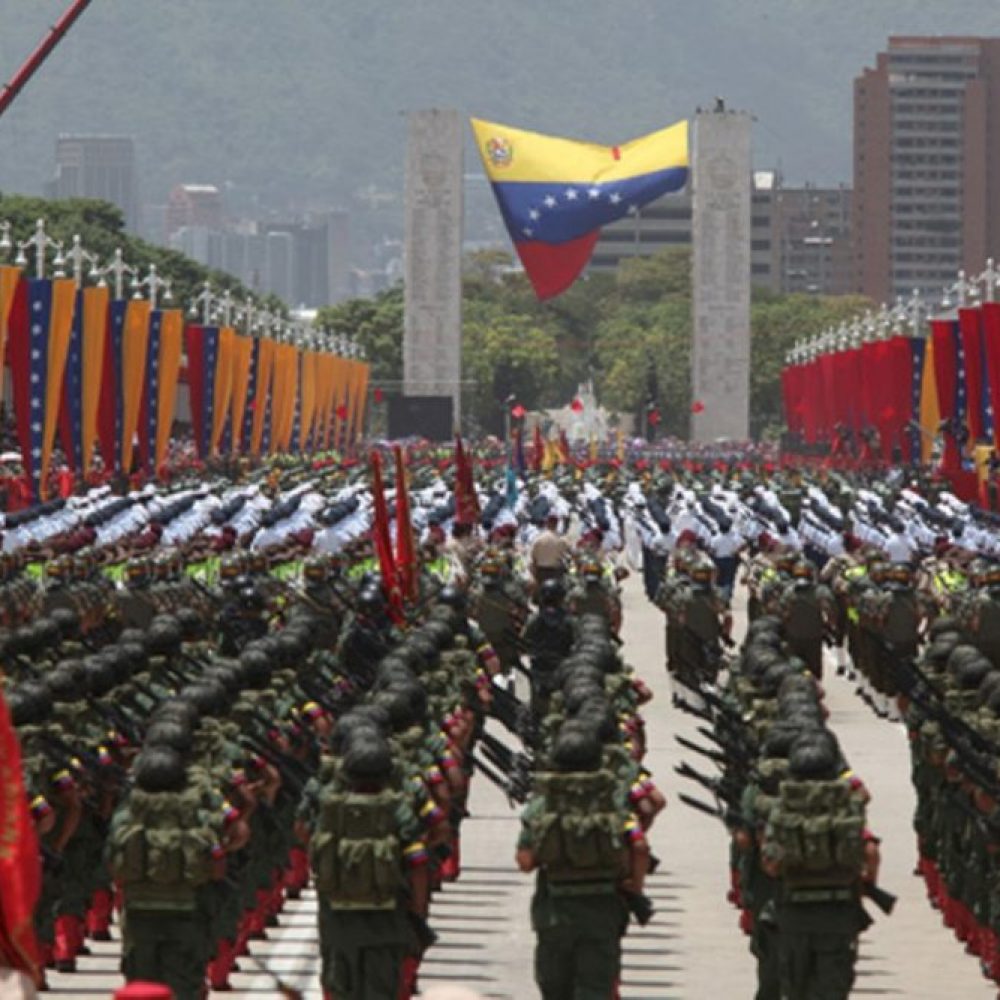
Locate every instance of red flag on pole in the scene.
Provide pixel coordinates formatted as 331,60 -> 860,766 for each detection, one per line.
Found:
454,435 -> 480,525
369,450 -> 403,622
0,687 -> 42,985
393,444 -> 418,602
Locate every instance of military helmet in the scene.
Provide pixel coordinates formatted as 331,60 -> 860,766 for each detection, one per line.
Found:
303,557 -> 327,583
126,558 -> 151,584
538,578 -> 566,607
133,746 -> 187,793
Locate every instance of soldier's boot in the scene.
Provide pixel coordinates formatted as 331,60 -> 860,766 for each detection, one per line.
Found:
235,912 -> 253,956
439,833 -> 461,882
727,866 -> 741,906
400,955 -> 420,999
53,915 -> 77,971
85,888 -> 113,941
283,847 -> 309,900
266,878 -> 283,925
208,938 -> 237,991
248,890 -> 269,939
39,941 -> 54,969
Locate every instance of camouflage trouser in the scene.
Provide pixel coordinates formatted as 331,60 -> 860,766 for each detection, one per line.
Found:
122,907 -> 210,1000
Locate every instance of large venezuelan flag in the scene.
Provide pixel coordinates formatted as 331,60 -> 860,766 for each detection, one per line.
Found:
471,117 -> 689,299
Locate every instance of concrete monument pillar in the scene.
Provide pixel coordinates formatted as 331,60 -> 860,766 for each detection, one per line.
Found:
403,108 -> 464,427
690,107 -> 752,441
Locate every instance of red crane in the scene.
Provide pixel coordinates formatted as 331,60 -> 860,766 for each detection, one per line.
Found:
0,0 -> 95,120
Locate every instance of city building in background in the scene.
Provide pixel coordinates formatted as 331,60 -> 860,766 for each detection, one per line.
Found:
48,135 -> 138,230
854,36 -> 1000,304
590,172 -> 853,296
165,183 -> 224,236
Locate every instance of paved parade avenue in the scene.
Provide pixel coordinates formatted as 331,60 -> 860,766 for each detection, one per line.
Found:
43,577 -> 994,999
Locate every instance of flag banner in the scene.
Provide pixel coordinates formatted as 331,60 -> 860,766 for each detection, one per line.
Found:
97,299 -> 127,471
272,344 -> 299,453
250,337 -> 275,457
958,306 -> 987,442
242,337 -> 261,454
370,449 -> 403,622
349,360 -> 369,449
228,334 -> 253,455
471,117 -> 689,299
120,299 -> 151,476
137,307 -> 162,472
80,286 -> 108,476
931,318 -> 962,471
0,265 -> 22,407
315,353 -> 336,451
298,349 -> 318,453
58,287 -> 85,472
920,332 -> 941,465
883,335 -> 913,461
184,324 -> 217,459
983,303 -> 1000,451
331,356 -> 351,452
210,326 -> 235,456
8,276 -> 76,500
0,688 -> 42,984
154,310 -> 183,475
394,444 -> 418,601
454,434 -> 480,525
908,337 -> 927,463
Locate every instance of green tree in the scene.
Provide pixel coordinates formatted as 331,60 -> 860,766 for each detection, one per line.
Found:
315,285 -> 403,382
0,195 -> 274,314
462,301 -> 561,434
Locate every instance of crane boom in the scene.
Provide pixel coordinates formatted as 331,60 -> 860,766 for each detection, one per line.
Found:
0,0 -> 95,120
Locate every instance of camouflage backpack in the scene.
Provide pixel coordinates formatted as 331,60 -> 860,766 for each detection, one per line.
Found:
767,778 -> 865,888
782,588 -> 824,642
108,787 -> 219,904
310,787 -> 405,910
527,769 -> 627,890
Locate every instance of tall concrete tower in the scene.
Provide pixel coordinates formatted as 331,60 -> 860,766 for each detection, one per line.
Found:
403,109 -> 464,433
690,107 -> 752,441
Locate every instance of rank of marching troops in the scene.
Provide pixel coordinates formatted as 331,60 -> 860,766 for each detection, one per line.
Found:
632,463 -> 1000,993
2,454 -> 672,1000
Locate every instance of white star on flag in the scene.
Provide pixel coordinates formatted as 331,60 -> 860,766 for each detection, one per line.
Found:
529,209 -> 540,221
588,187 -> 600,200
565,188 -> 578,201
609,192 -> 622,205
543,195 -> 557,209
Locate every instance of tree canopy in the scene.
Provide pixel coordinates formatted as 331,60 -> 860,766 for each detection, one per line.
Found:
317,247 -> 870,439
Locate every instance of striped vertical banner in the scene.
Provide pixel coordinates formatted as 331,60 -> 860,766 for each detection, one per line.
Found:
138,307 -> 162,472
80,286 -> 108,476
154,310 -> 183,475
210,326 -> 236,456
120,299 -> 151,476
250,337 -> 275,457
0,265 -> 22,407
58,287 -> 85,472
97,298 -> 127,472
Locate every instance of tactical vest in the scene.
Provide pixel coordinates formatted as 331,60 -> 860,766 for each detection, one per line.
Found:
310,787 -> 405,909
527,769 -> 627,892
108,787 -> 218,910
768,779 -> 865,891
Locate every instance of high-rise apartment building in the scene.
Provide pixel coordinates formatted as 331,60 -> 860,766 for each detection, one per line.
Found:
590,173 -> 852,296
854,36 -> 1000,304
50,135 -> 137,230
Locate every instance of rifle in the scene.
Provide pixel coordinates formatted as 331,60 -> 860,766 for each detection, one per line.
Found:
675,734 -> 727,767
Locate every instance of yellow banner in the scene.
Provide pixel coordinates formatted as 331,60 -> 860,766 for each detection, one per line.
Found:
155,310 -> 184,475
120,299 -> 150,476
80,285 -> 109,475
229,334 -> 253,454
